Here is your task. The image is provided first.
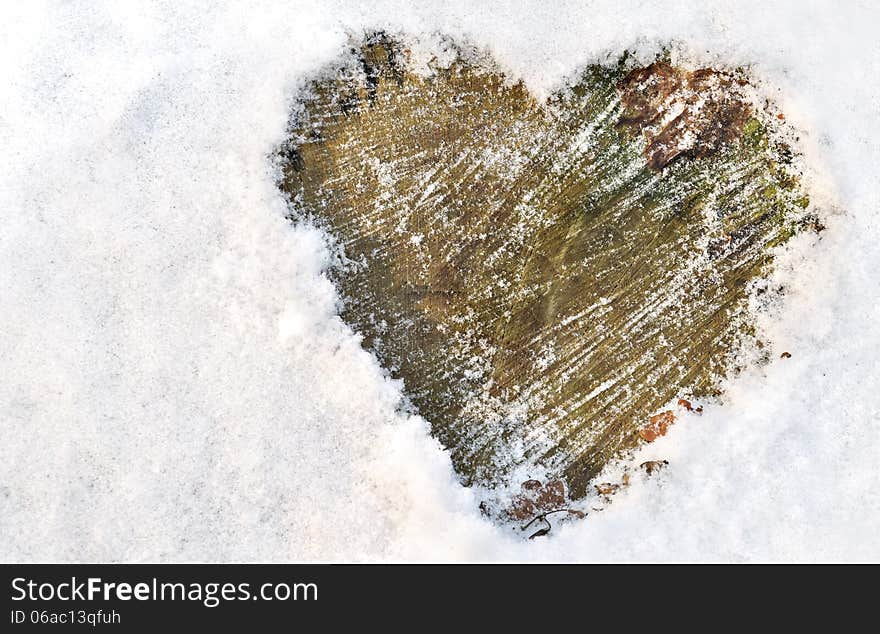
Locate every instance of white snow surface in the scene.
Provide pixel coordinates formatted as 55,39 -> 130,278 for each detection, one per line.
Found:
2,0 -> 879,561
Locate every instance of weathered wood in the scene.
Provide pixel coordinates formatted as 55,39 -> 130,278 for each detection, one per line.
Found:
280,34 -> 813,499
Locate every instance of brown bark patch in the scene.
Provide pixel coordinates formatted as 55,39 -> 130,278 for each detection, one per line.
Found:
618,61 -> 752,169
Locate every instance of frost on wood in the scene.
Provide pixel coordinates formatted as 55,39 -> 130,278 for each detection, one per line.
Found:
279,34 -> 813,499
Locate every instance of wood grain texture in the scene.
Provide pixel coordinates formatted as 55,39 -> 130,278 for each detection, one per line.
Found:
280,34 -> 812,498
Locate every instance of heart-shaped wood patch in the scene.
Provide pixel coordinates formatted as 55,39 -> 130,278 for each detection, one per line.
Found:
280,34 -> 814,500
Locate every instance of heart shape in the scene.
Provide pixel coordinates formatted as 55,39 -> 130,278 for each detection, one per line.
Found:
280,34 -> 813,499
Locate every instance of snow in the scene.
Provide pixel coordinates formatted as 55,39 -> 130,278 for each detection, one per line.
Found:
1,0 -> 878,561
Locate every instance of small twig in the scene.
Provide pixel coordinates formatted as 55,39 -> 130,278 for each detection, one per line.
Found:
521,508 -> 586,539
528,525 -> 551,540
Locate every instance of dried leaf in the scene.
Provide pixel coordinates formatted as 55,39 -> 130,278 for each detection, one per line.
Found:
650,410 -> 676,429
639,410 -> 676,442
507,496 -> 537,521
640,460 -> 669,475
537,480 -> 566,508
595,483 -> 620,496
639,428 -> 659,442
508,479 -> 568,520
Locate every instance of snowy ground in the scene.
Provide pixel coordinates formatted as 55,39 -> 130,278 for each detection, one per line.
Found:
2,0 -> 878,561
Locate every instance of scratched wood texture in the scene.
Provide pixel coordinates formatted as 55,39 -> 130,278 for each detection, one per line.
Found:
280,35 -> 812,498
